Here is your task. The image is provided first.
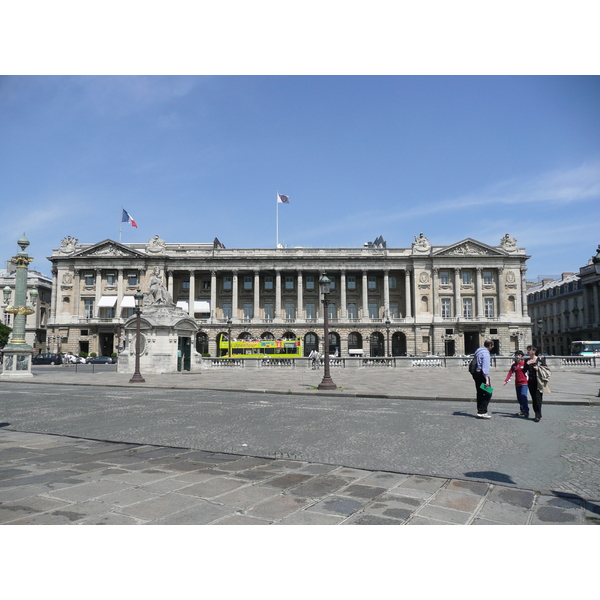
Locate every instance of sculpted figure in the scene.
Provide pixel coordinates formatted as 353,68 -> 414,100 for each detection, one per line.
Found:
59,236 -> 79,254
412,232 -> 430,252
147,266 -> 173,305
501,233 -> 517,251
147,234 -> 166,254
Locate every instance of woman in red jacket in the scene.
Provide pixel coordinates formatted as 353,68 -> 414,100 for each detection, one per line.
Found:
503,350 -> 529,418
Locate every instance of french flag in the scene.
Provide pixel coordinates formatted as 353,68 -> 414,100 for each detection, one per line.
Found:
122,209 -> 138,228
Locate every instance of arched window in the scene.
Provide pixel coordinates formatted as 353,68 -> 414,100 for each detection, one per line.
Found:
261,332 -> 274,340
370,332 -> 385,357
348,332 -> 362,350
304,332 -> 318,356
196,332 -> 209,354
282,331 -> 296,340
392,332 -> 407,356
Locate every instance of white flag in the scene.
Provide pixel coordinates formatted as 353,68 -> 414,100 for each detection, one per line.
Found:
277,193 -> 289,204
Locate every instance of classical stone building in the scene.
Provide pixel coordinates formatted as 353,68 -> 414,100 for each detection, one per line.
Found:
46,233 -> 532,368
1,260 -> 52,353
526,244 -> 600,355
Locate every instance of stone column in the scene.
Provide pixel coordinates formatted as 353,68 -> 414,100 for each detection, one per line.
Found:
254,270 -> 260,321
210,271 -> 217,319
275,270 -> 281,319
188,270 -> 195,318
476,267 -> 484,318
520,266 -> 528,317
362,271 -> 368,320
95,269 -> 102,317
73,268 -> 81,317
384,270 -> 390,318
50,267 -> 58,319
497,268 -> 506,317
117,269 -> 124,318
432,268 -> 439,317
593,283 -> 599,325
454,268 -> 461,318
405,269 -> 412,318
232,270 -> 238,320
340,270 -> 347,318
296,269 -> 303,321
167,270 -> 174,295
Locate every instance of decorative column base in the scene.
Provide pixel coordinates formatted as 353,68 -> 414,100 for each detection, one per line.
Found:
1,344 -> 34,378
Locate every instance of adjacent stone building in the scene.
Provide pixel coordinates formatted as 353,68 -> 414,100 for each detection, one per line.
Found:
46,233 -> 532,369
526,244 -> 600,355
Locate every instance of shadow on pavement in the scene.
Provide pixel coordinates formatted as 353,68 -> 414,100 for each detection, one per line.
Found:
464,470 -> 516,485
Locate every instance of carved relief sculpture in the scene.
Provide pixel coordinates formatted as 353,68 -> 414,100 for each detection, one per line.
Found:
500,233 -> 518,252
147,235 -> 167,254
59,236 -> 79,254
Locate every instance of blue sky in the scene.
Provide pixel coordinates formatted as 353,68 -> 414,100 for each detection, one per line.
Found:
1,75 -> 598,280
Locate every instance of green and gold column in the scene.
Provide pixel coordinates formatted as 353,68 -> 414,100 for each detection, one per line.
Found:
1,234 -> 37,378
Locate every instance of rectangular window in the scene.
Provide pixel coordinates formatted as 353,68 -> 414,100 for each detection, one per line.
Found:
329,276 -> 336,290
4,313 -> 11,325
347,276 -> 356,290
223,276 -> 232,291
305,302 -> 316,319
389,301 -> 399,318
440,271 -> 450,285
306,276 -> 315,290
348,302 -> 358,319
84,298 -> 94,318
389,276 -> 397,289
328,302 -> 337,319
222,302 -> 232,318
285,276 -> 294,290
368,301 -> 378,319
264,276 -> 273,290
441,298 -> 452,318
462,271 -> 472,285
483,271 -> 493,285
102,306 -> 115,319
85,272 -> 94,286
244,276 -> 252,290
368,276 -> 377,290
243,302 -> 253,319
202,280 -> 210,290
463,298 -> 473,318
181,281 -> 190,290
106,273 -> 116,285
285,301 -> 295,319
127,273 -> 138,286
263,302 -> 274,319
485,298 -> 494,318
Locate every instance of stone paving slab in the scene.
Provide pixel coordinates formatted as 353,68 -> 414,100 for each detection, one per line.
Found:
2,428 -> 597,525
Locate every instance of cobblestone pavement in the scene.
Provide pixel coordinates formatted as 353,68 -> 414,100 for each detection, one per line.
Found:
1,429 -> 599,525
1,367 -> 599,525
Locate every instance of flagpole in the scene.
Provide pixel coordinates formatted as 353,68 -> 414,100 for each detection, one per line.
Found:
119,207 -> 123,243
276,191 -> 279,248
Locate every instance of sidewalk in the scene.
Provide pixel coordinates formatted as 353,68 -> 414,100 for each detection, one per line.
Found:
1,428 -> 598,524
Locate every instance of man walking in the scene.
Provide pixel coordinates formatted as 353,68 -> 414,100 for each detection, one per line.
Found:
472,339 -> 494,419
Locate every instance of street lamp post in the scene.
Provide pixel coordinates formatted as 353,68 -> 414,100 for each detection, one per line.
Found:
318,274 -> 337,390
537,318 -> 544,355
226,317 -> 232,358
385,318 -> 391,358
129,288 -> 145,383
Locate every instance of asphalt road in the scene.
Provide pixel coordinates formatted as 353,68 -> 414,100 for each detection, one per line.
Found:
1,382 -> 599,500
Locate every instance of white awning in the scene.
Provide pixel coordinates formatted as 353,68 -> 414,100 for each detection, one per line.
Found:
176,300 -> 211,313
98,296 -> 117,307
194,301 -> 210,313
120,296 -> 136,308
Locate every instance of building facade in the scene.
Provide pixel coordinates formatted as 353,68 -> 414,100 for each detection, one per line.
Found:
1,260 -> 52,353
526,245 -> 600,355
46,233 -> 532,365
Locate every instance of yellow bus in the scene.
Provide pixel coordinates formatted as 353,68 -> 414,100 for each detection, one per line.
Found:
219,338 -> 303,358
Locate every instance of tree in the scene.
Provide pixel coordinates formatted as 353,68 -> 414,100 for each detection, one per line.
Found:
0,323 -> 12,349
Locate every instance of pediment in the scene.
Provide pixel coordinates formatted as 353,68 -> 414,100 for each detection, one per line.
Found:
433,238 -> 507,258
71,239 -> 147,259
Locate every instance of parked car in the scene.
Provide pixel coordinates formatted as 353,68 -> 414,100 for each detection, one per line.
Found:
32,353 -> 63,365
88,356 -> 113,364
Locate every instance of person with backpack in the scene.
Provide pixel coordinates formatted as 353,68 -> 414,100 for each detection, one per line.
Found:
471,339 -> 495,419
523,345 -> 550,422
503,350 -> 529,418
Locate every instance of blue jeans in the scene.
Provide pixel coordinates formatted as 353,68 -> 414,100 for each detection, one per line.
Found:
515,384 -> 529,415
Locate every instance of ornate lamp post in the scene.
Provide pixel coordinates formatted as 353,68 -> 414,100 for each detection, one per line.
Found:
385,318 -> 391,357
537,318 -> 544,355
129,288 -> 145,383
226,317 -> 232,358
2,234 -> 36,379
318,274 -> 337,390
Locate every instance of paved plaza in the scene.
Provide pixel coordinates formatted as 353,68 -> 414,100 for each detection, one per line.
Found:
1,364 -> 599,525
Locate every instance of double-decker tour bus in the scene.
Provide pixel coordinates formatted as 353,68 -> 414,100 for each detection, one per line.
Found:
219,338 -> 303,358
570,341 -> 600,356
